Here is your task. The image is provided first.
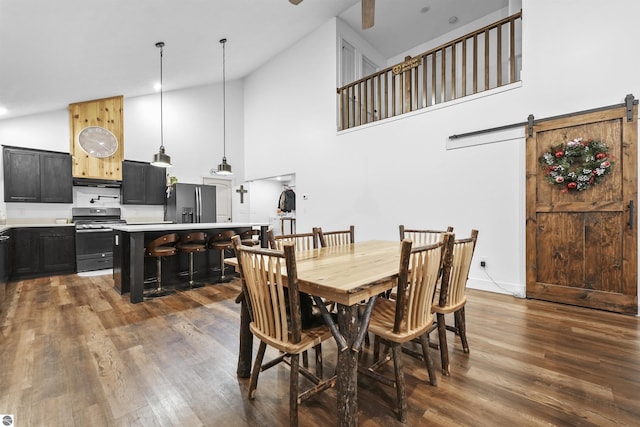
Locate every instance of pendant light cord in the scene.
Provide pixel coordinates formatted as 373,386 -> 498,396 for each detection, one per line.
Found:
221,38 -> 227,160
151,41 -> 171,167
159,42 -> 164,150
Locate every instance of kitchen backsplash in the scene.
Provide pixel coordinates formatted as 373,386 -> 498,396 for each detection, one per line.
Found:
3,186 -> 165,224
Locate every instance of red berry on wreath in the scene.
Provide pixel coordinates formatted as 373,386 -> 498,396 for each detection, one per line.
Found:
567,182 -> 578,189
555,150 -> 564,158
596,152 -> 607,160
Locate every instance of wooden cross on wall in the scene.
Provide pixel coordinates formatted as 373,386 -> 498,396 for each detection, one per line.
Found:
236,185 -> 248,203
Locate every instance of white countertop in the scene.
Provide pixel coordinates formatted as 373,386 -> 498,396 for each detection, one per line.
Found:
0,223 -> 74,232
112,222 -> 268,232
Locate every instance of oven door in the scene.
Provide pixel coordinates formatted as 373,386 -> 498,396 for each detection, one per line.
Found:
75,229 -> 114,272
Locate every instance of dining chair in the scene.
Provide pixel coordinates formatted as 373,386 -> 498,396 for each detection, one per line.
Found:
231,236 -> 336,427
388,225 -> 454,299
316,225 -> 355,247
399,224 -> 454,245
315,225 -> 356,316
360,234 -> 451,422
431,229 -> 478,376
268,228 -> 319,251
267,227 -> 325,367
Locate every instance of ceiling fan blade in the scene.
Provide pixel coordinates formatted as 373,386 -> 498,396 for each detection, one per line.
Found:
362,0 -> 375,29
289,0 -> 303,5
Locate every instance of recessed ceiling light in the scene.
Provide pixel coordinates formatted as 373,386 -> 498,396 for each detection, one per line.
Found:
420,6 -> 430,13
153,82 -> 162,91
0,107 -> 7,115
448,16 -> 459,24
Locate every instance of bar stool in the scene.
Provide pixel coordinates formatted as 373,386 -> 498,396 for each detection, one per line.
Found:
144,233 -> 178,298
208,230 -> 236,283
177,231 -> 207,288
240,228 -> 260,247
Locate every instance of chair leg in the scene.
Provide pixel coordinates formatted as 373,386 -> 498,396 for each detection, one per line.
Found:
302,350 -> 309,368
249,341 -> 267,400
455,308 -> 469,353
373,335 -> 381,362
419,333 -> 437,386
390,344 -> 407,423
437,312 -> 450,376
314,344 -> 323,378
290,353 -> 300,427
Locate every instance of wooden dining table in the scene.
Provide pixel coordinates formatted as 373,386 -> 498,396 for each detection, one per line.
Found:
226,240 -> 402,427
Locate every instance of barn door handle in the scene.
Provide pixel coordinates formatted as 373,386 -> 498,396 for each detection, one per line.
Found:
628,200 -> 634,229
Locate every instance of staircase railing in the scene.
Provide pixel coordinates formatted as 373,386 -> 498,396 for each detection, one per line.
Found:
337,11 -> 522,131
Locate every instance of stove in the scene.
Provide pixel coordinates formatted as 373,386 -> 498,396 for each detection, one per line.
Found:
72,207 -> 126,230
72,208 -> 126,272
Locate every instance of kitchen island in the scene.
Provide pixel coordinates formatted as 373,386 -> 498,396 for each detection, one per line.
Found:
112,222 -> 268,303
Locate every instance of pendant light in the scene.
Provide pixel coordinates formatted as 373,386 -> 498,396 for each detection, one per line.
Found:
214,38 -> 232,175
151,41 -> 172,168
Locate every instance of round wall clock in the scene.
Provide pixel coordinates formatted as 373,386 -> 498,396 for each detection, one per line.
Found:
78,126 -> 119,158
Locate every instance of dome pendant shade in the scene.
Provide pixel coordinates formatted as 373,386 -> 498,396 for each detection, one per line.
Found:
151,146 -> 172,167
216,157 -> 232,175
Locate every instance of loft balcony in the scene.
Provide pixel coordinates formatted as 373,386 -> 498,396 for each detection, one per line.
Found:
337,11 -> 522,131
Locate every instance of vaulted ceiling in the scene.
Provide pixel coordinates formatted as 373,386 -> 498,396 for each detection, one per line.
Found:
0,0 -> 508,119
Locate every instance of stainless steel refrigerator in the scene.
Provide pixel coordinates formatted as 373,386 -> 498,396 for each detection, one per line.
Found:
164,183 -> 217,223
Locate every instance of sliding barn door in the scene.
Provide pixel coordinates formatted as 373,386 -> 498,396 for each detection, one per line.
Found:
526,104 -> 637,314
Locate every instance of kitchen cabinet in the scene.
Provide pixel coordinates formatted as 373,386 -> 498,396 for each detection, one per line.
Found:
121,160 -> 166,205
3,146 -> 72,203
11,227 -> 75,279
0,230 -> 9,305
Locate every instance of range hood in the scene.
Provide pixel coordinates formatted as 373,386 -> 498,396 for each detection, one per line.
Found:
72,177 -> 122,188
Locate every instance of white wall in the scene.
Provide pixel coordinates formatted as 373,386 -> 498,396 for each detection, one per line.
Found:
242,0 -> 640,302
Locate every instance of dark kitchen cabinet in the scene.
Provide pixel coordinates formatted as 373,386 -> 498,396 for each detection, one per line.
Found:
121,160 -> 166,205
41,228 -> 75,273
40,152 -> 73,202
0,230 -> 10,305
11,227 -> 75,279
3,146 -> 72,203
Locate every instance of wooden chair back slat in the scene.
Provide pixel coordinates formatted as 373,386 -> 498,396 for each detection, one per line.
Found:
317,225 -> 355,247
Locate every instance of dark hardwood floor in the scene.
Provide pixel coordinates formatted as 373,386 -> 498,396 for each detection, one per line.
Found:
1,273 -> 638,426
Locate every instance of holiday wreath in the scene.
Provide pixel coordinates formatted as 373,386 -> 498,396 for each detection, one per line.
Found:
539,137 -> 613,192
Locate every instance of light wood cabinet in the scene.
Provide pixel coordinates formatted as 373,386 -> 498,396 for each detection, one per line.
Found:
69,95 -> 124,181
